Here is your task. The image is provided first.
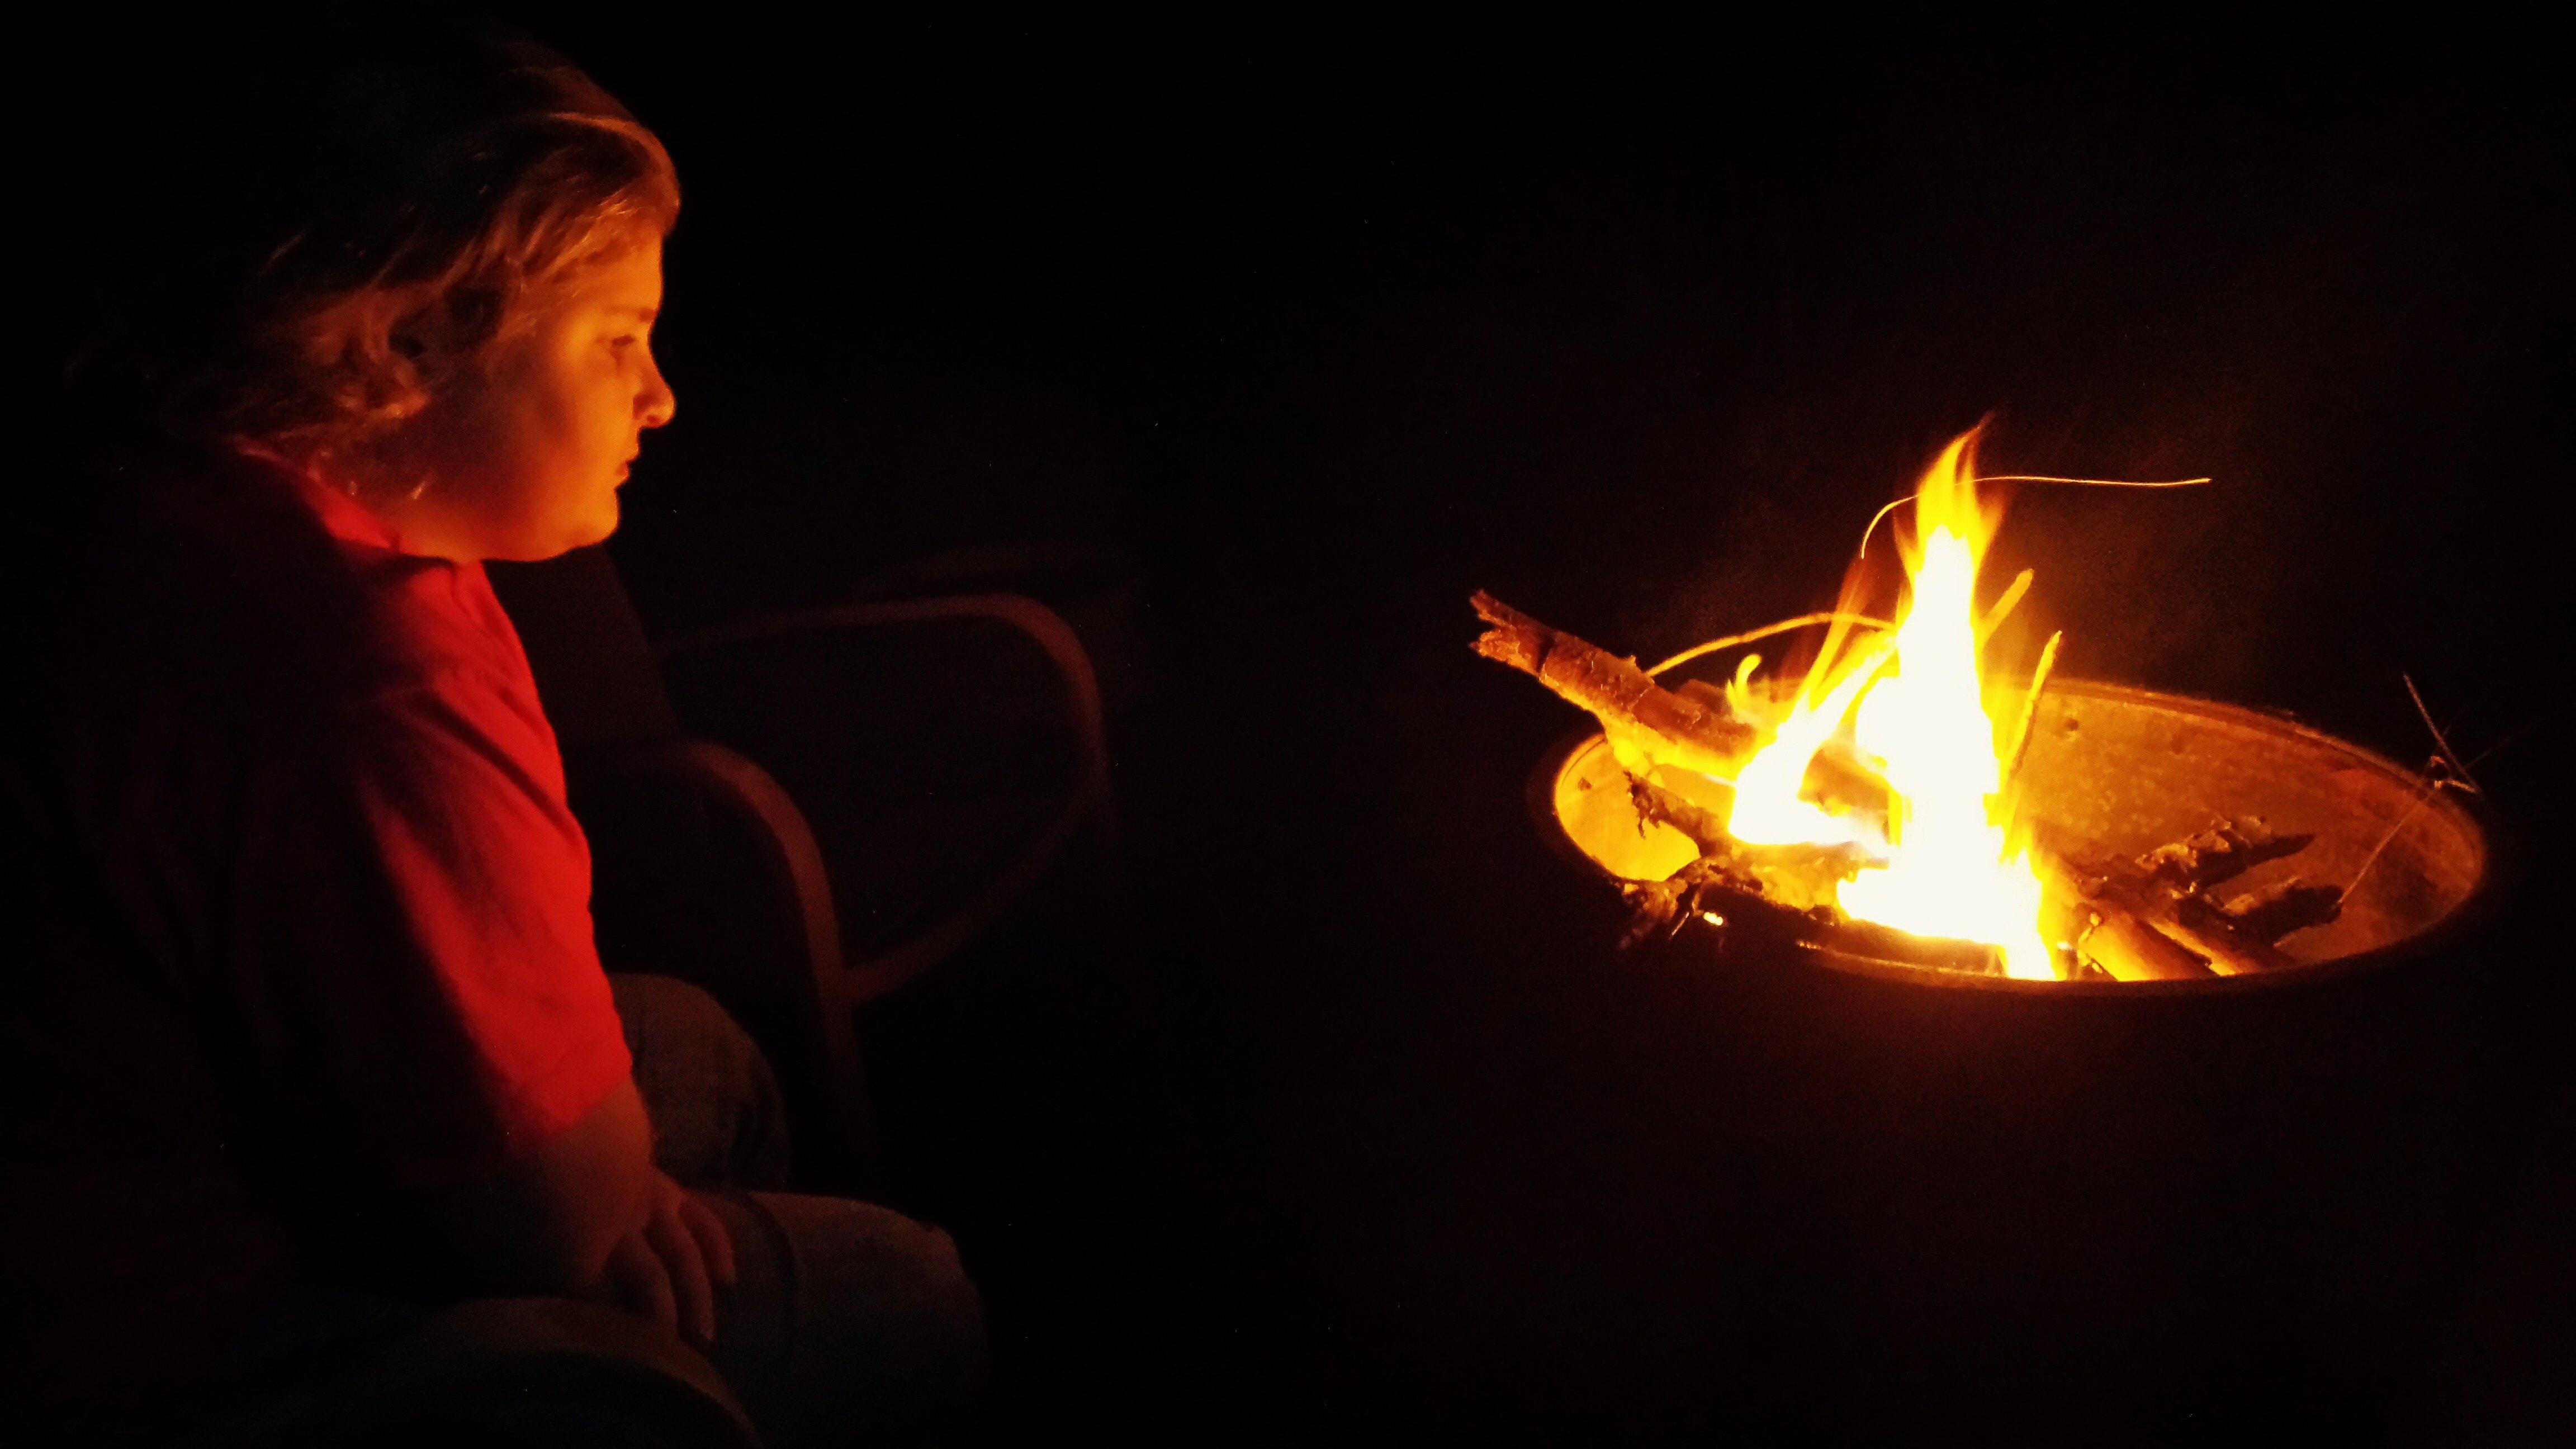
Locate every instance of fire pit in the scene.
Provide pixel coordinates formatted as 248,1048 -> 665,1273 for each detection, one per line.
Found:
1475,428 -> 2488,984
1545,675 -> 2487,992
1472,430 -> 2511,1429
1526,691 -> 2505,1430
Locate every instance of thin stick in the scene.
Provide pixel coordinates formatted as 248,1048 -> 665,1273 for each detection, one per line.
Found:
2337,777 -> 2450,909
1646,612 -> 1895,678
1642,571 -> 2031,683
1978,473 -> 2218,486
2403,672 -> 2482,793
1472,591 -> 1888,805
1859,473 -> 2214,559
1976,568 -> 2034,645
2339,673 -> 2501,909
2001,629 -> 2063,792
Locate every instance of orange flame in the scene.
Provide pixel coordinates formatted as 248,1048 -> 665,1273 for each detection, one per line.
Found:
1724,429 -> 2057,979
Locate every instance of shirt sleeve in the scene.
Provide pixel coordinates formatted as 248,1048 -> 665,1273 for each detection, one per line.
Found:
231,660 -> 632,1186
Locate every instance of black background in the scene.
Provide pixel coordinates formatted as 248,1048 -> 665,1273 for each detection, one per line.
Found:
71,10 -> 2576,1440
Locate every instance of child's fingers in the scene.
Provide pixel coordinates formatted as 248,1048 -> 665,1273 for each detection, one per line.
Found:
608,1231 -> 676,1333
645,1195 -> 716,1344
679,1190 -> 738,1290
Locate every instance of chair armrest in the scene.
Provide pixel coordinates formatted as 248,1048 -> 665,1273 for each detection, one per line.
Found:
570,737 -> 875,1176
660,593 -> 1114,828
638,738 -> 846,1009
656,594 -> 1119,1004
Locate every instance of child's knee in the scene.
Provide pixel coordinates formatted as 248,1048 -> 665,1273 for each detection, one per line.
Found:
608,973 -> 788,1185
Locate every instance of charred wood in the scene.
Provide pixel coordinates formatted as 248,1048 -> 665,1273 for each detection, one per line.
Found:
1626,778 -> 1873,912
2137,817 -> 2314,893
2032,846 -> 2220,981
2219,877 -> 2343,943
2164,893 -> 2298,975
1625,776 -> 1731,853
2034,827 -> 2302,979
1623,859 -> 2004,975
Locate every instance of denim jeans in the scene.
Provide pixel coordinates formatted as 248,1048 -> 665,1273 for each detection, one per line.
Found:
219,975 -> 984,1448
609,973 -> 988,1448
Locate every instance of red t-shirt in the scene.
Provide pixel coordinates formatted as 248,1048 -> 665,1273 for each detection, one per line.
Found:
2,449 -> 632,1422
238,458 -> 634,1171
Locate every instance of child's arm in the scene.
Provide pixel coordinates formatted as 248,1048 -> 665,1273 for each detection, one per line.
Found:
425,1074 -> 657,1296
425,1077 -> 737,1342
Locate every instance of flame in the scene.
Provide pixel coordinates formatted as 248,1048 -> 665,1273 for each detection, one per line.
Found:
1724,430 -> 2058,979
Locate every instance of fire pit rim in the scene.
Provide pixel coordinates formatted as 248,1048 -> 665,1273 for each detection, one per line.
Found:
1529,676 -> 2509,998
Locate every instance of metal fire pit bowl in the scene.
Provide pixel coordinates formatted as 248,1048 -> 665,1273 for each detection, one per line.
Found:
1535,678 -> 2511,1431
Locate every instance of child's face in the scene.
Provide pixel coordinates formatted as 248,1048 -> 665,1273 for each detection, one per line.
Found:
395,237 -> 676,561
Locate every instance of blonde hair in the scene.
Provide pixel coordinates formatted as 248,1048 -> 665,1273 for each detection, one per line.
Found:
72,27 -> 676,475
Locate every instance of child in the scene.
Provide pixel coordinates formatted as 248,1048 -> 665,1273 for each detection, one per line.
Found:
10,19 -> 981,1445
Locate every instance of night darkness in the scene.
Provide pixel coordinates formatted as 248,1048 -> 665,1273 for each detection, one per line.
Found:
51,11 -> 2576,1442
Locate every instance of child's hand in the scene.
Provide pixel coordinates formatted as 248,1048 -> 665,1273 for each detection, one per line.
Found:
599,1171 -> 737,1344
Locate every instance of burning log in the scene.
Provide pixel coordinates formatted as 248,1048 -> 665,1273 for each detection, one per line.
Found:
1471,592 -> 1884,809
1623,860 -> 2005,974
1627,776 -> 1871,913
2030,843 -> 2218,981
1471,591 -> 1755,780
1622,766 -> 1730,850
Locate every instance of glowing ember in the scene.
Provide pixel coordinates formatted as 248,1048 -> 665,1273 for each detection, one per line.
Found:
1725,430 -> 2058,979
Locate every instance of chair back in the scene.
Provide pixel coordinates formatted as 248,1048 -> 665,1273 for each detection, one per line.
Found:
492,550 -> 872,1183
487,546 -> 681,755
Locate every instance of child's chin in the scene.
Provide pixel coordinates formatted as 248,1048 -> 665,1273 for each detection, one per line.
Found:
499,498 -> 619,562
570,495 -> 621,548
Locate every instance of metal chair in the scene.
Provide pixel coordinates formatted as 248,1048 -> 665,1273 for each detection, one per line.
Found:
490,547 -> 1120,1188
